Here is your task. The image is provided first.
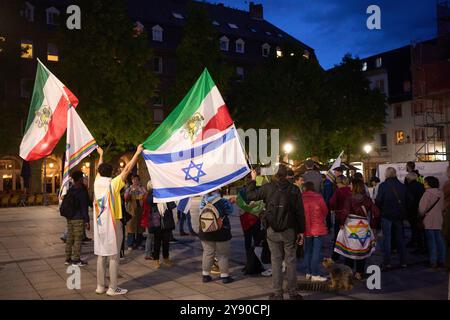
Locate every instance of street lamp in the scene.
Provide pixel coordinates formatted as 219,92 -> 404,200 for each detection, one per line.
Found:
363,144 -> 373,155
363,144 -> 373,181
283,142 -> 294,163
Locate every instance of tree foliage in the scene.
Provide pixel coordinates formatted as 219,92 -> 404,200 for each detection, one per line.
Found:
229,51 -> 386,162
166,1 -> 233,108
58,0 -> 157,155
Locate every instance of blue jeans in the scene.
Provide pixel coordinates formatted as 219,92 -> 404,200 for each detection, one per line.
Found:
304,236 -> 323,276
381,218 -> 406,265
179,211 -> 194,233
425,229 -> 446,265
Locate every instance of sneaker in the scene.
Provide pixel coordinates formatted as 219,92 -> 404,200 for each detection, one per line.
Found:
152,260 -> 161,269
269,293 -> 283,300
311,275 -> 327,282
222,276 -> 234,284
95,286 -> 107,294
64,259 -> 72,266
305,274 -> 312,281
261,269 -> 272,277
106,287 -> 128,296
72,260 -> 88,267
288,292 -> 304,300
162,258 -> 172,267
202,275 -> 213,283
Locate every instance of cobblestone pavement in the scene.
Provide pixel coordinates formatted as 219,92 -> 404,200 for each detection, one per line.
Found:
0,201 -> 448,300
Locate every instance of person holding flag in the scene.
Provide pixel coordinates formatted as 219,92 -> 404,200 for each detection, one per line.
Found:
94,144 -> 143,296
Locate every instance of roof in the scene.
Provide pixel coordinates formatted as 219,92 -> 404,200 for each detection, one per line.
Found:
126,0 -> 315,52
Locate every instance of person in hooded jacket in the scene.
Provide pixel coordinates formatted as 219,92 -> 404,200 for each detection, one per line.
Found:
199,190 -> 235,284
419,176 -> 446,268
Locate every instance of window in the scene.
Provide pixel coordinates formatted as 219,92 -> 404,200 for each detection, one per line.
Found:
235,39 -> 245,54
152,25 -> 163,42
380,133 -> 387,150
362,62 -> 368,71
153,94 -> 163,107
395,130 -> 406,144
236,67 -> 244,80
20,79 -> 32,98
46,7 -> 60,26
276,47 -> 283,58
172,13 -> 184,19
375,79 -> 385,93
414,128 -> 425,143
0,37 -> 5,54
228,23 -> 238,29
437,127 -> 445,141
393,104 -> 402,118
413,101 -> 424,114
250,28 -> 257,33
220,36 -> 229,52
212,21 -> 220,26
403,80 -> 411,93
262,43 -> 270,57
21,2 -> 34,22
153,108 -> 164,123
153,57 -> 162,74
21,40 -> 33,59
375,57 -> 382,68
47,43 -> 59,62
303,50 -> 310,60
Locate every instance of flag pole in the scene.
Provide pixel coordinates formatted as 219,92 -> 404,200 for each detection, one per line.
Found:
43,158 -> 47,206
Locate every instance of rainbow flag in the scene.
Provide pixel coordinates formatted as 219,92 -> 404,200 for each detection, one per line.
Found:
60,107 -> 97,197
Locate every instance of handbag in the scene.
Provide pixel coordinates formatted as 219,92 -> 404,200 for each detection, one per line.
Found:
418,196 -> 440,230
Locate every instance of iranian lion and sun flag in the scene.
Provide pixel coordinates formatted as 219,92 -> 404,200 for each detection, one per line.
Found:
19,60 -> 249,207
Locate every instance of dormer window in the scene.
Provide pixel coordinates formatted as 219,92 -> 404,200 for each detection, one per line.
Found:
362,61 -> 368,71
212,21 -> 220,26
276,47 -> 283,58
235,39 -> 245,54
21,2 -> 34,22
46,7 -> 60,25
228,23 -> 238,29
172,12 -> 184,19
152,25 -> 163,42
303,50 -> 310,60
375,57 -> 382,68
220,36 -> 229,52
262,43 -> 270,57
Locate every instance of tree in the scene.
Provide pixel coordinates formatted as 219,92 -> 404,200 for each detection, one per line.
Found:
166,1 -> 233,109
57,0 -> 157,156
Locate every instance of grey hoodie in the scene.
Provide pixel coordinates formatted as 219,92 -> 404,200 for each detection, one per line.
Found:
419,188 -> 444,230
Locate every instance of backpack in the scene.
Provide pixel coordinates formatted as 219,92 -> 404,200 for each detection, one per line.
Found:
199,198 -> 222,233
60,187 -> 80,219
262,184 -> 296,232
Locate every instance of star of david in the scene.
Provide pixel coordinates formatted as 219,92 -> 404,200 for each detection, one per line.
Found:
182,161 -> 206,183
347,221 -> 371,247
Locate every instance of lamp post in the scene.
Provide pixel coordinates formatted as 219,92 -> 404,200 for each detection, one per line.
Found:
363,144 -> 373,181
283,142 -> 294,163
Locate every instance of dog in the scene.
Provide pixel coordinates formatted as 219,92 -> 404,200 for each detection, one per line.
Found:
322,258 -> 354,291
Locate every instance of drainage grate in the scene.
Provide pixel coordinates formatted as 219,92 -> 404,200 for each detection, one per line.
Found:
297,280 -> 335,292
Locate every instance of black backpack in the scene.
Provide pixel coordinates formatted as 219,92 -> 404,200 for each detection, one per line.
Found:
60,187 -> 80,219
262,184 -> 296,232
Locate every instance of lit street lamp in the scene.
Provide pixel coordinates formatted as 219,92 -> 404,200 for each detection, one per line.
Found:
283,142 -> 294,163
364,144 -> 373,155
363,144 -> 373,181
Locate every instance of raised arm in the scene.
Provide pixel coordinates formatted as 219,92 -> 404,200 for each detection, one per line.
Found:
246,170 -> 267,202
120,144 -> 144,182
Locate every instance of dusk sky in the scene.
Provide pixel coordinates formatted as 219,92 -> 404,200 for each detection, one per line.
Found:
218,0 -> 437,69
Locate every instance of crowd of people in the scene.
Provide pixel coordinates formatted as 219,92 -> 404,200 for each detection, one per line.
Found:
61,150 -> 450,299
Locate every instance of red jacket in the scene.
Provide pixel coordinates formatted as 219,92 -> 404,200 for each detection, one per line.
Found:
140,193 -> 151,228
342,194 -> 380,229
240,212 -> 259,232
302,191 -> 329,236
329,186 -> 352,224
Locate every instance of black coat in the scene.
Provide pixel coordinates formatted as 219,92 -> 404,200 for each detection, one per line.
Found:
69,184 -> 90,223
246,178 -> 305,234
405,180 -> 425,217
375,177 -> 407,221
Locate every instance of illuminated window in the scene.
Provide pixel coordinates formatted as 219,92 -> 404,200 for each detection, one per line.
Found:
303,50 -> 310,60
47,43 -> 59,62
46,7 -> 60,25
21,40 -> 33,59
152,25 -> 163,42
395,130 -> 406,144
262,43 -> 270,57
276,47 -> 283,58
0,37 -> 5,54
153,57 -> 162,74
362,62 -> 368,71
220,36 -> 229,51
235,39 -> 245,54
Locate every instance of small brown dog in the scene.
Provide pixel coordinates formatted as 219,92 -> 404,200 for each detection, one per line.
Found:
322,258 -> 354,291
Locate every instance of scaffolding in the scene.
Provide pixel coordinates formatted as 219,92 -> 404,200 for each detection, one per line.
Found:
412,1 -> 450,161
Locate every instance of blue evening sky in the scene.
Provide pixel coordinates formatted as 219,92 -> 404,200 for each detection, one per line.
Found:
217,0 -> 437,69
